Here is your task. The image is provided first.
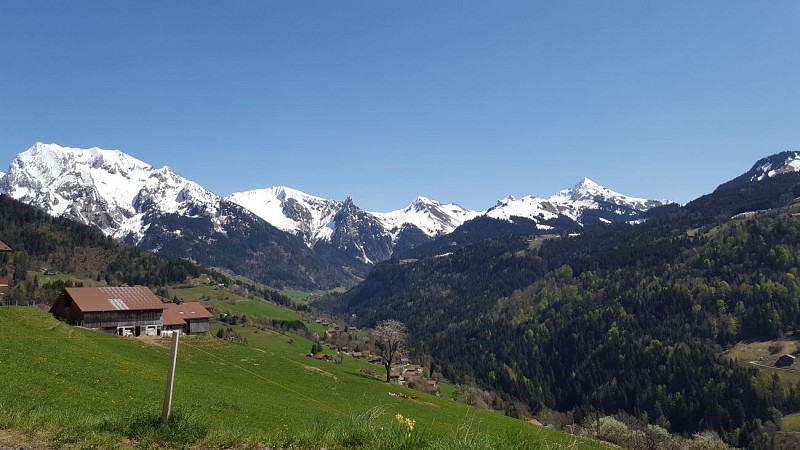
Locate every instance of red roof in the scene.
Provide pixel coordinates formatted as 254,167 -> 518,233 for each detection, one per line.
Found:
64,287 -> 166,312
162,302 -> 213,326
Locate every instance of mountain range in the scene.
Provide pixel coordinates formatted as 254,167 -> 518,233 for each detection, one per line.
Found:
0,142 -> 676,288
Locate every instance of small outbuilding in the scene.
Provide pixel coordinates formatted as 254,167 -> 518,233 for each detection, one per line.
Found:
162,302 -> 213,335
425,380 -> 441,395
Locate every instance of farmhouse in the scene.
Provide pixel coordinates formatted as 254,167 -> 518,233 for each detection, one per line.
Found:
162,302 -> 213,335
776,354 -> 797,367
51,287 -> 167,336
425,380 -> 441,396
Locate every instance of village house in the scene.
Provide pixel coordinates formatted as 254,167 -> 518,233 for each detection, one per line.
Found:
402,370 -> 420,385
314,353 -> 333,361
51,287 -> 167,336
162,302 -> 213,335
776,354 -> 797,367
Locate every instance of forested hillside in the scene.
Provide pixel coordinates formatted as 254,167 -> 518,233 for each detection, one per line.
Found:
325,172 -> 800,448
0,194 -> 201,304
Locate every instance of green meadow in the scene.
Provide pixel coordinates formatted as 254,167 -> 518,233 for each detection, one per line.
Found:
0,307 -> 605,449
168,285 -> 302,322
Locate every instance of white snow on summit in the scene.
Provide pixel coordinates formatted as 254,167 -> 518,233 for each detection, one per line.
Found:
485,195 -> 560,222
550,178 -> 654,209
373,196 -> 480,238
753,152 -> 800,181
228,188 -> 480,248
486,178 -> 671,226
548,177 -> 660,222
226,186 -> 341,246
0,142 -> 221,242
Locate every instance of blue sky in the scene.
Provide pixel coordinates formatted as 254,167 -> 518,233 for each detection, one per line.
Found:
1,1 -> 799,211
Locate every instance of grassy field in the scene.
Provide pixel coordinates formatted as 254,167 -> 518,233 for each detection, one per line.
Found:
724,339 -> 800,385
27,271 -> 107,287
783,412 -> 800,431
0,307 -> 605,449
168,285 -> 302,322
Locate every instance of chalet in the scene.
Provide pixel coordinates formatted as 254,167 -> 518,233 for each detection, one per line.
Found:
776,354 -> 797,367
402,370 -> 420,385
162,302 -> 213,335
425,380 -> 441,395
314,353 -> 333,361
51,287 -> 167,336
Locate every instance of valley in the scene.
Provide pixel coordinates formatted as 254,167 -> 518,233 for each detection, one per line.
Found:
2,147 -> 800,448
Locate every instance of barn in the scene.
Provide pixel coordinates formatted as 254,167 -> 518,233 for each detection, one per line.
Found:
51,287 -> 167,336
0,239 -> 11,293
162,302 -> 213,335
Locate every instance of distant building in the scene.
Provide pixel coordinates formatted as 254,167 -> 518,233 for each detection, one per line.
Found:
51,287 -> 167,336
425,380 -> 441,395
162,302 -> 213,335
0,239 -> 12,301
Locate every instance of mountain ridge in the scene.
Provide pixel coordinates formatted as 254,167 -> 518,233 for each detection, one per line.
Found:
0,142 -> 675,288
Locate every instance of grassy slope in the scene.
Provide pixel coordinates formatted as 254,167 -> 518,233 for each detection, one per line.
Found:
0,307 -> 604,449
725,339 -> 800,386
168,285 -> 301,322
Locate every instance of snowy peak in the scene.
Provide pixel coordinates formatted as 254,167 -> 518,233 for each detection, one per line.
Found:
549,178 -> 668,215
750,151 -> 800,181
486,195 -> 560,224
487,178 -> 671,227
226,186 -> 341,245
551,178 -> 645,208
0,142 -> 221,242
228,186 -> 480,246
374,196 -> 480,238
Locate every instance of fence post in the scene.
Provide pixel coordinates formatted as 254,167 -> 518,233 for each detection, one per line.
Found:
161,330 -> 180,423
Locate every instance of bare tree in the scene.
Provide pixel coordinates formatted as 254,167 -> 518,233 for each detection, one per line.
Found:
373,320 -> 408,383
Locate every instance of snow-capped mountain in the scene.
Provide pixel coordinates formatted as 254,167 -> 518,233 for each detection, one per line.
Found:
373,196 -> 481,237
0,142 -> 220,243
0,143 -> 359,289
228,188 -> 481,248
484,178 -> 671,228
749,151 -> 800,181
227,186 -> 341,247
715,151 -> 800,193
485,195 -> 562,229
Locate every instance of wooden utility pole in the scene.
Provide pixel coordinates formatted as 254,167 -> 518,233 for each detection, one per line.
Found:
161,330 -> 180,423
